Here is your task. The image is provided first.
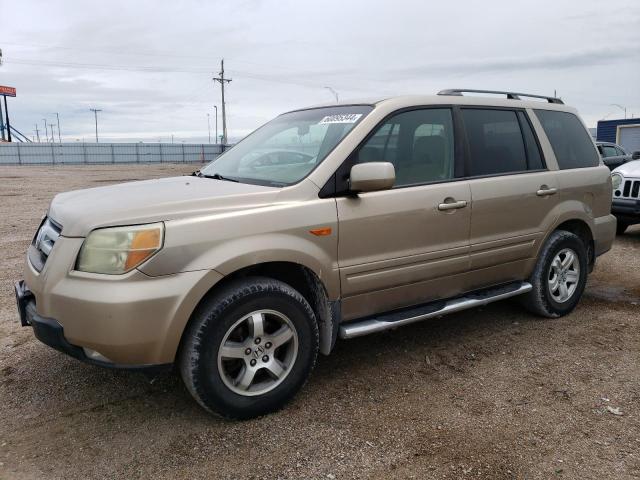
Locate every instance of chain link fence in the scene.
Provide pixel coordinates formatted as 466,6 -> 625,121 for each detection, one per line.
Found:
0,143 -> 226,165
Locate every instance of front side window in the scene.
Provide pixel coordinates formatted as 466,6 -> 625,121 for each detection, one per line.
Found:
534,110 -> 599,169
356,108 -> 455,186
201,106 -> 373,186
462,109 -> 529,176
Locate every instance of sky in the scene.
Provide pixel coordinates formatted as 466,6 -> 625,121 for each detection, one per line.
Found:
0,0 -> 639,143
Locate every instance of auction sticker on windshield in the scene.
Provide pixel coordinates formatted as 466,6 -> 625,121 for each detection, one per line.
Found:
319,113 -> 362,124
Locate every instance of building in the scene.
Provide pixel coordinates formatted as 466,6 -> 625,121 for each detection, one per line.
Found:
596,118 -> 640,153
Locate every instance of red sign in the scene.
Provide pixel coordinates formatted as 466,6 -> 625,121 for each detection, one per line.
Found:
0,86 -> 16,97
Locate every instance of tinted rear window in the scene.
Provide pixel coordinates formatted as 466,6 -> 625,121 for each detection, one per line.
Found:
462,109 -> 527,176
534,110 -> 599,169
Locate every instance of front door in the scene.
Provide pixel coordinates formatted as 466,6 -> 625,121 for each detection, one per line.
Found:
335,107 -> 472,320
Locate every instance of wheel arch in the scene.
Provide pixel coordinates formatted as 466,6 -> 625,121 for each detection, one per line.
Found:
176,261 -> 340,362
545,216 -> 595,270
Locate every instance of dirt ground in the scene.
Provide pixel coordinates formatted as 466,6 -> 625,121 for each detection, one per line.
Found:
0,164 -> 638,480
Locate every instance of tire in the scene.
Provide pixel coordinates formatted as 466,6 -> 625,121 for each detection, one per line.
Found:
616,222 -> 628,235
179,277 -> 319,419
521,230 -> 589,318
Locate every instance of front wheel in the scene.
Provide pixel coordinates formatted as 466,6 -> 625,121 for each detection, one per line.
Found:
521,230 -> 589,318
179,277 -> 319,419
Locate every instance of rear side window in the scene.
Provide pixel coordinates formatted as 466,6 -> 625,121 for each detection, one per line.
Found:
462,109 -> 528,176
534,110 -> 599,169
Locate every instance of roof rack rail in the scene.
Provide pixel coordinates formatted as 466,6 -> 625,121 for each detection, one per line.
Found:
437,89 -> 564,104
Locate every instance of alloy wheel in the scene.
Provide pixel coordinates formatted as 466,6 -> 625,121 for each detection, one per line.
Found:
217,309 -> 298,396
548,248 -> 580,303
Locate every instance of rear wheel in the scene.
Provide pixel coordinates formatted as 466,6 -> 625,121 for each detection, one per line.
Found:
521,230 -> 588,318
179,277 -> 318,419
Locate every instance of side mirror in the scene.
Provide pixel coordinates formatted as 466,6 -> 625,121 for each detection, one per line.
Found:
632,151 -> 640,160
349,162 -> 395,193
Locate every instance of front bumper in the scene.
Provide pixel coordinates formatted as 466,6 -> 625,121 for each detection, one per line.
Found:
20,235 -> 223,366
612,198 -> 640,225
15,280 -> 166,370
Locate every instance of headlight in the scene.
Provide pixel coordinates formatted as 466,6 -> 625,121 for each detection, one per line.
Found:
76,223 -> 164,274
611,173 -> 623,190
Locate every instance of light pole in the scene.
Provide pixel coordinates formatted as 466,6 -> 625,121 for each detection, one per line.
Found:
324,86 -> 339,102
610,103 -> 627,120
89,108 -> 102,142
214,105 -> 218,145
43,119 -> 48,143
207,113 -> 211,144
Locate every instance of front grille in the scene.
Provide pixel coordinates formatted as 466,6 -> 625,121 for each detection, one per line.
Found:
618,179 -> 640,199
30,217 -> 62,272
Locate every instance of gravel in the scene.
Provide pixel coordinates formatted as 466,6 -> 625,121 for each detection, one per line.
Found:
1,164 -> 639,479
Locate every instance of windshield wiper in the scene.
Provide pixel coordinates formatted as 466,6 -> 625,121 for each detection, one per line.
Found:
193,171 -> 239,182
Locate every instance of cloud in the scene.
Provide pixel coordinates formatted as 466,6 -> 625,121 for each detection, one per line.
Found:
0,0 -> 638,141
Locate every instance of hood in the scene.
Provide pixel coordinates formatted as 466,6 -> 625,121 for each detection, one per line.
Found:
613,160 -> 640,178
49,176 -> 280,237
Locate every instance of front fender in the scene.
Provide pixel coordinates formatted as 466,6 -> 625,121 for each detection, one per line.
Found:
139,199 -> 340,299
207,234 -> 340,300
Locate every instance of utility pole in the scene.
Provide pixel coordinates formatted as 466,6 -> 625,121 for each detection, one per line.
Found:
214,105 -> 218,145
43,119 -> 49,143
212,59 -> 231,144
90,108 -> 102,142
51,112 -> 62,142
48,124 -> 56,143
34,124 -> 40,142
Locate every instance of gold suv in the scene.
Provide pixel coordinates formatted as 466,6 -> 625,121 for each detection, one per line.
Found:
15,89 -> 616,418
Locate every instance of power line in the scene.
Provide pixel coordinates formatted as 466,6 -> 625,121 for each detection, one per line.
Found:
6,58 -> 212,73
0,40 -> 317,72
4,57 -> 345,91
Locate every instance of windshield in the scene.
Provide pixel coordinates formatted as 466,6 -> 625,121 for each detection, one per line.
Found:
201,105 -> 373,186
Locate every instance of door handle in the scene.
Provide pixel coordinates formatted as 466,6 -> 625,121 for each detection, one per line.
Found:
438,199 -> 468,211
536,187 -> 557,197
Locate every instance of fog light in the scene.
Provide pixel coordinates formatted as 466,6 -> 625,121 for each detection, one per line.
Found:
83,348 -> 112,363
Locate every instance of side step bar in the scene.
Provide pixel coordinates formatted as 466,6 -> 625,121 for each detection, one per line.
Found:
339,282 -> 532,340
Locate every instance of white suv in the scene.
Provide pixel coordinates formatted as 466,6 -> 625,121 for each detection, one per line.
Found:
611,160 -> 640,234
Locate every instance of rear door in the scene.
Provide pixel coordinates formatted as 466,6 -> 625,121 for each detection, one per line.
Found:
462,108 -> 560,290
336,107 -> 472,320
